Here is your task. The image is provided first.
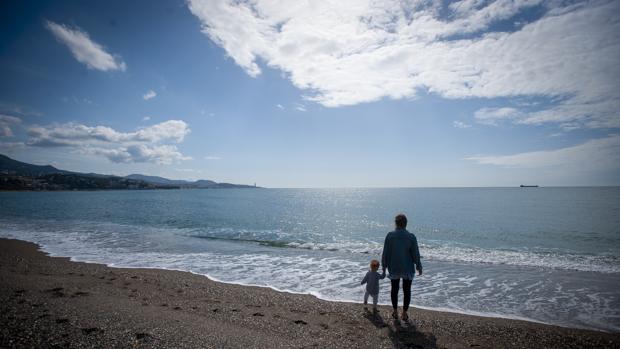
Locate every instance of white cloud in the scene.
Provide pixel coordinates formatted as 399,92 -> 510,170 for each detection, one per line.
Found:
27,120 -> 189,146
45,20 -> 126,71
204,155 -> 221,160
518,98 -> 620,129
276,104 -> 284,110
90,144 -> 190,165
142,116 -> 151,121
143,90 -> 157,100
26,120 -> 191,164
453,120 -> 472,128
474,107 -> 521,126
0,141 -> 26,153
133,120 -> 189,143
188,0 -> 619,129
295,104 -> 307,112
466,135 -> 620,170
0,114 -> 21,137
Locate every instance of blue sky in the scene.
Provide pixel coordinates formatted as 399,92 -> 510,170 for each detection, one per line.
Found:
0,0 -> 618,187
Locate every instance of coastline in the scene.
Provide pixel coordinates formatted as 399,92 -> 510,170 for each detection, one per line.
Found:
1,238 -> 618,348
15,234 -> 615,329
4,234 -> 579,330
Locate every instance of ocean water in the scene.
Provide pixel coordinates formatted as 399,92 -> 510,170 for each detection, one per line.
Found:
1,187 -> 619,332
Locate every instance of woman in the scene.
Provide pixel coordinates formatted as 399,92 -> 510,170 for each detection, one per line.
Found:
381,213 -> 423,321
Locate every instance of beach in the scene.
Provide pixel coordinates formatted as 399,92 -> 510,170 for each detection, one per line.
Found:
1,238 -> 618,349
2,0 -> 619,346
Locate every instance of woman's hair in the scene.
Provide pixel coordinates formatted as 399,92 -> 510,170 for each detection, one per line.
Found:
395,213 -> 407,229
370,259 -> 380,269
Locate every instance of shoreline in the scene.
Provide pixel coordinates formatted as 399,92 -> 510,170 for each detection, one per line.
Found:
205,274 -> 554,329
14,235 -> 611,332
1,238 -> 618,348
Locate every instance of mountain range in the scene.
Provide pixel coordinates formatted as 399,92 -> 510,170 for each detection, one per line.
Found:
0,154 -> 258,191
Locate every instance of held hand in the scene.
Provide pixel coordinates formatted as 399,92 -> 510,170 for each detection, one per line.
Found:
418,269 -> 423,276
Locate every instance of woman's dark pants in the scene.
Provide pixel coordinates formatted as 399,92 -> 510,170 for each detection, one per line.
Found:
390,278 -> 413,311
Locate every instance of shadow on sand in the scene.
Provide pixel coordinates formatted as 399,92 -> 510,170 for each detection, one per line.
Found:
363,308 -> 437,349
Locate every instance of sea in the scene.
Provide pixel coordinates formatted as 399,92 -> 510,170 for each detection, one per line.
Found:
0,187 -> 618,332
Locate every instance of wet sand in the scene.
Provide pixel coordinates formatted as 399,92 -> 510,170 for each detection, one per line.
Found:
0,238 -> 618,348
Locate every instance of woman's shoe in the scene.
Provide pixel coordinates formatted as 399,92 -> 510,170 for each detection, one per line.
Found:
392,310 -> 398,319
401,311 -> 409,321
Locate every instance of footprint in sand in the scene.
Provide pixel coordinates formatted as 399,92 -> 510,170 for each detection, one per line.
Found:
81,327 -> 102,335
294,320 -> 308,325
45,287 -> 65,298
135,332 -> 153,342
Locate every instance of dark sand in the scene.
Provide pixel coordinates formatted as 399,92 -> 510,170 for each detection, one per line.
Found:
0,238 -> 618,348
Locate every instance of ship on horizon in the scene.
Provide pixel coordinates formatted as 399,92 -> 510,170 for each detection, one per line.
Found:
520,184 -> 539,188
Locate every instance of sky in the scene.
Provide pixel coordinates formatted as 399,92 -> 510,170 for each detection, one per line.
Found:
0,0 -> 619,188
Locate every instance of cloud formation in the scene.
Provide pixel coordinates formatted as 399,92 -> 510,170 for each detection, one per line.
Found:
143,90 -> 157,100
188,0 -> 619,129
453,121 -> 472,129
0,141 -> 26,153
27,120 -> 190,164
466,135 -> 620,170
474,107 -> 521,126
46,20 -> 126,71
0,114 -> 21,137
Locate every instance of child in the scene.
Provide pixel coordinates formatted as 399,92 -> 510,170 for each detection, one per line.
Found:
361,259 -> 386,311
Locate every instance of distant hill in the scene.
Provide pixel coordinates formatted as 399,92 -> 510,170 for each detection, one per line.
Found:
0,154 -> 69,176
212,182 -> 256,189
126,174 -> 189,186
0,154 -> 259,191
193,179 -> 218,188
127,174 -> 255,189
